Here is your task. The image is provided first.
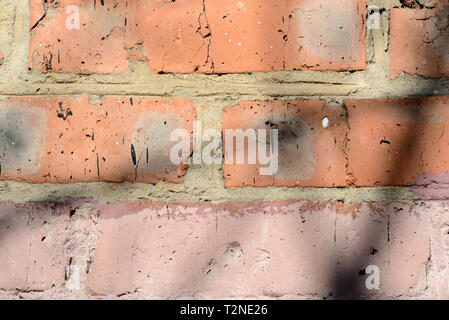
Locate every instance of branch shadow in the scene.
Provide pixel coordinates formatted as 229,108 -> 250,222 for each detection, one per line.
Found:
329,3 -> 449,299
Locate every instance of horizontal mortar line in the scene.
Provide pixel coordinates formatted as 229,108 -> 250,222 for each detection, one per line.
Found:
5,68 -> 449,84
256,81 -> 361,86
23,72 -> 365,83
42,80 -> 360,86
0,81 -> 361,88
0,91 -> 360,98
0,197 -> 417,205
0,182 -> 415,204
3,92 -> 448,100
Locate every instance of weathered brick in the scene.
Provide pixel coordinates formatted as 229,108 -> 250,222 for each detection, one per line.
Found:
284,0 -> 366,71
86,201 -> 430,298
222,100 -> 347,187
29,0 -> 130,74
29,0 -> 366,74
390,5 -> 449,78
346,96 -> 449,186
0,97 -> 195,183
0,202 -> 68,291
205,0 -> 286,73
126,0 -> 210,74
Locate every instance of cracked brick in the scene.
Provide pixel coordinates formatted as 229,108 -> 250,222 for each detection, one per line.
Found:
391,5 -> 449,78
29,0 -> 366,74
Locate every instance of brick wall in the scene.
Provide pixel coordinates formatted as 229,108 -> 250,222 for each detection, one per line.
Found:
0,0 -> 449,299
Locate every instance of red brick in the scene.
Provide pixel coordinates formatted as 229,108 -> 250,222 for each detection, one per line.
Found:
284,0 -> 366,71
28,0 -> 213,74
126,0 -> 211,73
346,96 -> 449,186
0,97 -> 195,183
0,202 -> 68,291
29,0 -> 130,74
222,100 -> 347,187
86,201 -> 430,298
390,5 -> 449,78
29,0 -> 366,74
205,0 -> 286,73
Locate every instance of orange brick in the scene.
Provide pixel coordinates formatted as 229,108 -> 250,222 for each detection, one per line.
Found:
390,5 -> 449,78
206,0 -> 286,73
126,0 -> 211,73
29,0 -> 130,74
29,0 -> 366,74
0,97 -> 195,183
346,97 -> 449,186
284,0 -> 366,71
28,0 -> 213,74
222,100 -> 348,187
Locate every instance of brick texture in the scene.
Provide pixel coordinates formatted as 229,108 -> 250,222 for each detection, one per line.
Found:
0,202 -> 68,291
29,0 -> 366,74
0,200 -> 438,298
1,0 -> 449,301
0,97 -> 195,183
83,201 -> 430,298
390,5 -> 449,78
346,96 -> 449,187
223,97 -> 449,188
1,197 -> 449,299
222,100 -> 348,187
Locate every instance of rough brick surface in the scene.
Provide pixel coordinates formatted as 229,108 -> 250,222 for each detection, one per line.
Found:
29,0 -> 366,74
127,0 -> 210,73
2,0 -> 449,302
283,0 -> 366,71
86,201 -> 430,298
1,199 -> 448,299
0,97 -> 195,183
390,5 -> 449,78
0,202 -> 68,291
29,0 -> 129,74
346,96 -> 449,186
222,100 -> 348,187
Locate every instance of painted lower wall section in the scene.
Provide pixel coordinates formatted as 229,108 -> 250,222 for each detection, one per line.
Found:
0,200 -> 448,299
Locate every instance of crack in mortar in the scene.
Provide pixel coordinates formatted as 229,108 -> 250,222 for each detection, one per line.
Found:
342,102 -> 357,187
